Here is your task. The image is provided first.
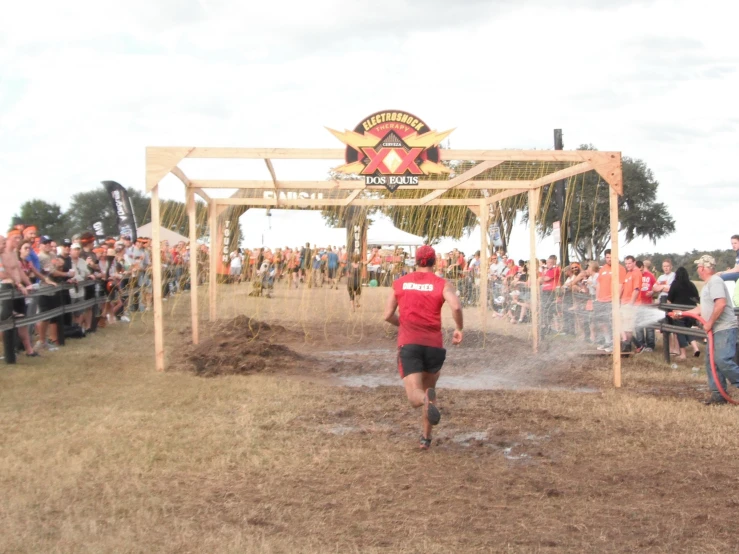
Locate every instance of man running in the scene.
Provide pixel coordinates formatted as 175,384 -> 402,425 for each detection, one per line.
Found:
383,245 -> 463,450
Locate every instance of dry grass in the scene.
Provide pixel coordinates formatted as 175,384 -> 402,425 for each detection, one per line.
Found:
2,284 -> 739,553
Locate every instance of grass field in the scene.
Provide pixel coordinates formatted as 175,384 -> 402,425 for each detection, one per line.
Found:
2,284 -> 738,553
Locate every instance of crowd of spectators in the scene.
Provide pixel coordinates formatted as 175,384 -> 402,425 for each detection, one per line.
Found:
426,236 -> 739,361
5,218 -> 738,370
1,224 -> 206,360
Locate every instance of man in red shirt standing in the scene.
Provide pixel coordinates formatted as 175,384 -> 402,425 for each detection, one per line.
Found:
634,259 -> 657,352
384,245 -> 463,450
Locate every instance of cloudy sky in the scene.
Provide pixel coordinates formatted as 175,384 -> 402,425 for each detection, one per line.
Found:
2,0 -> 737,257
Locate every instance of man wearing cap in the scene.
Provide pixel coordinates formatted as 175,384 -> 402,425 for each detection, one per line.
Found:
678,255 -> 739,405
384,245 -> 464,450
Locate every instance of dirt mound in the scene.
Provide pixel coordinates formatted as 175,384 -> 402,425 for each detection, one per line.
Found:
174,315 -> 304,378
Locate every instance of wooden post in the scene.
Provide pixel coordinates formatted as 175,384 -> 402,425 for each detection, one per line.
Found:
479,200 -> 489,329
528,189 -> 540,353
187,188 -> 199,344
610,186 -> 622,387
151,185 -> 165,372
209,200 -> 217,321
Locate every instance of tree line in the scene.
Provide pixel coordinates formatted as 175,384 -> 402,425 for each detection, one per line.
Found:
635,250 -> 735,281
11,187 -> 210,241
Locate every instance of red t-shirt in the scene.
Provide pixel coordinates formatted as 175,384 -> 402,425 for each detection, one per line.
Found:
542,266 -> 561,291
640,270 -> 657,304
393,272 -> 447,348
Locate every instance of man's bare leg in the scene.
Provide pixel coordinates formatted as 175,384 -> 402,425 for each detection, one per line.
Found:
18,326 -> 34,355
403,372 -> 441,444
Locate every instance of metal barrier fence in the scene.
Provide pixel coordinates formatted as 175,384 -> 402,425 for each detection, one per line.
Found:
0,280 -> 107,364
648,303 -> 739,364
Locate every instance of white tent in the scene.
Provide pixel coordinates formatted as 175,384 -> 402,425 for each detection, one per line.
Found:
367,217 -> 424,247
239,209 -> 346,248
137,222 -> 189,245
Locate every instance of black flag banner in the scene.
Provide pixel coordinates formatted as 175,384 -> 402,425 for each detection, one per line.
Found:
102,181 -> 138,241
92,221 -> 105,240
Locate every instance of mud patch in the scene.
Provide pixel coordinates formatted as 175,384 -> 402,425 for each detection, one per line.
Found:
173,315 -> 304,377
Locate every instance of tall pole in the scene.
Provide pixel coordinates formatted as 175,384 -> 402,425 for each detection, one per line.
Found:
528,188 -> 540,353
187,188 -> 199,344
610,186 -> 622,387
151,185 -> 164,371
479,200 -> 489,330
209,200 -> 217,321
553,129 -> 569,269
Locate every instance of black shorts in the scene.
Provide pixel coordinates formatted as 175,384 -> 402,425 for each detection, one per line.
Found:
327,267 -> 337,279
13,297 -> 26,316
39,293 -> 60,312
84,283 -> 96,301
397,344 -> 447,378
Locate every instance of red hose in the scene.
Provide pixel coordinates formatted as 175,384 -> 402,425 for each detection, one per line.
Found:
668,311 -> 737,405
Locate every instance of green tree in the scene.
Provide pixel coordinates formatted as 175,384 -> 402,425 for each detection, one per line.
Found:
532,146 -> 675,262
636,249 -> 735,281
11,199 -> 72,239
66,187 -> 151,236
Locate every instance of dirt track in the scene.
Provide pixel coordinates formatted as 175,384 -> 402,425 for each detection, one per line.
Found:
3,284 -> 736,553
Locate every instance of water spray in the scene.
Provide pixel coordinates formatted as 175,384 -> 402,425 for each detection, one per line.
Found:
668,311 -> 737,405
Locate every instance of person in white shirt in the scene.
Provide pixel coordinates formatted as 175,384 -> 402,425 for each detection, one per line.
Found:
487,253 -> 505,280
652,259 -> 676,304
229,250 -> 243,284
68,243 -> 92,329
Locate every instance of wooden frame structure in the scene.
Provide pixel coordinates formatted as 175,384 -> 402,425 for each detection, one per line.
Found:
146,147 -> 624,386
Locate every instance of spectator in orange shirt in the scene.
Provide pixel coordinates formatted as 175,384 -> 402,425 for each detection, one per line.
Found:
594,249 -> 626,352
620,255 -> 642,351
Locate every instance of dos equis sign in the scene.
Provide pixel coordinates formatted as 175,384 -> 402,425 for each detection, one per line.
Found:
328,111 -> 453,192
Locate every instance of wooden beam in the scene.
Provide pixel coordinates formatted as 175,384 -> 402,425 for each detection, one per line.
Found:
214,197 -> 487,207
146,147 -> 194,191
193,188 -> 211,202
418,161 -> 503,205
151,185 -> 165,371
189,179 -> 535,190
173,147 -> 620,164
610,186 -> 622,387
187,188 -> 199,345
343,189 -> 362,206
440,150 -> 615,163
187,147 -> 345,160
485,188 -> 528,205
209,200 -> 217,322
479,200 -> 489,329
264,159 -> 278,189
528,161 -> 594,189
593,152 -> 623,195
171,165 -> 191,187
528,188 -> 541,354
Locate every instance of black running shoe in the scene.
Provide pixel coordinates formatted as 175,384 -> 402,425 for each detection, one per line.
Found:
424,388 -> 441,426
419,436 -> 432,450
